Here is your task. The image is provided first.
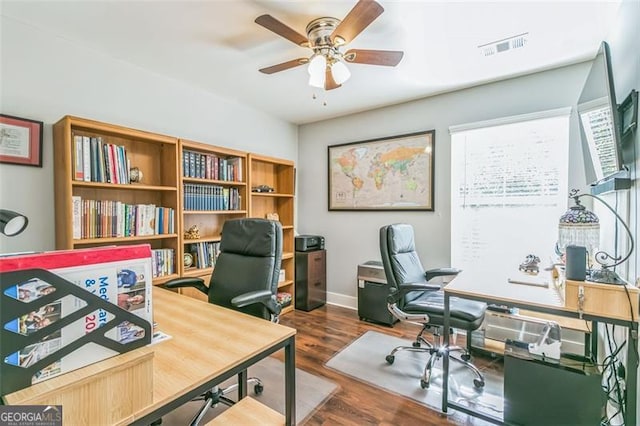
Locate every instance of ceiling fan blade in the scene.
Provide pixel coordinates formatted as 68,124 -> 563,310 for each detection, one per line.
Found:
331,0 -> 384,45
259,58 -> 308,74
344,49 -> 404,66
325,66 -> 341,91
255,14 -> 309,47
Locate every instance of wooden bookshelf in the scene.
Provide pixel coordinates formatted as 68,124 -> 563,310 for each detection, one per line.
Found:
53,117 -> 297,313
178,139 -> 248,291
53,116 -> 179,286
248,154 -> 296,314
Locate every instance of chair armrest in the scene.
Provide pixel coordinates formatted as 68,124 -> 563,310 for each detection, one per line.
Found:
386,282 -> 441,304
424,268 -> 461,282
231,290 -> 282,317
163,277 -> 209,295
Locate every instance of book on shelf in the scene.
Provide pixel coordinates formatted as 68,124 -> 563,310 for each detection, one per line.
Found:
73,135 -> 84,181
183,184 -> 241,211
182,150 -> 243,182
96,137 -> 105,183
89,137 -> 98,182
227,157 -> 243,182
72,196 -> 82,239
82,136 -> 91,182
151,248 -> 175,278
187,241 -> 220,269
72,133 -> 131,184
73,197 -> 174,239
106,143 -> 116,183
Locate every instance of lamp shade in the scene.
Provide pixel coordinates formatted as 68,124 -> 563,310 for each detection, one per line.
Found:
557,202 -> 599,255
558,190 -> 635,284
308,71 -> 325,88
308,54 -> 326,88
331,60 -> 351,85
0,209 -> 29,237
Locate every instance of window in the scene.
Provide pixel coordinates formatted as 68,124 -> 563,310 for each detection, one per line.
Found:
450,108 -> 571,278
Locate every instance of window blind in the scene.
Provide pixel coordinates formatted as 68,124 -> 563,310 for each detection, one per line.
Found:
450,110 -> 571,277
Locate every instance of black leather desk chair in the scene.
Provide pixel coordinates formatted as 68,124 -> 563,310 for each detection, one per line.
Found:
165,218 -> 283,425
380,223 -> 487,389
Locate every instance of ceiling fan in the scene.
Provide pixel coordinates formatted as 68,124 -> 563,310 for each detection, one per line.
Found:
255,0 -> 404,91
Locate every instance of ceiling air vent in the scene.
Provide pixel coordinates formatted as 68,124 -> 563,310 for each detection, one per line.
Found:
479,32 -> 529,57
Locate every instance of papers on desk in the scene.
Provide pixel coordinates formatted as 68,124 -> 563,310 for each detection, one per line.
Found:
151,330 -> 172,345
508,273 -> 550,288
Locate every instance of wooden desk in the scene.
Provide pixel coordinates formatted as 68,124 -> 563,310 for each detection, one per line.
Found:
442,270 -> 638,426
4,287 -> 297,425
133,287 -> 296,425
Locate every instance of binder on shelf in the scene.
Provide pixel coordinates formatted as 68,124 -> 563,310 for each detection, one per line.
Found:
0,245 -> 153,397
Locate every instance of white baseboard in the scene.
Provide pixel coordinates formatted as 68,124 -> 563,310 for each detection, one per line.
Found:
326,291 -> 357,310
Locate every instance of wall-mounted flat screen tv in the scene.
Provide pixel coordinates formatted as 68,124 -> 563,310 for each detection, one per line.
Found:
577,41 -> 625,184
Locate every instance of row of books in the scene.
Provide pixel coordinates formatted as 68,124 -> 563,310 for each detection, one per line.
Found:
73,135 -> 131,184
151,248 -> 175,278
186,241 -> 221,269
72,197 -> 175,239
182,150 -> 243,182
183,184 -> 242,211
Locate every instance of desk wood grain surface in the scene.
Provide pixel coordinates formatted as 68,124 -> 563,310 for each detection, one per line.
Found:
448,270 -> 640,323
445,269 -> 565,310
136,287 -> 296,422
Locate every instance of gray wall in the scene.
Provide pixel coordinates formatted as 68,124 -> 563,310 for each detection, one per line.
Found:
606,0 -> 640,284
298,63 -> 592,308
0,16 -> 298,253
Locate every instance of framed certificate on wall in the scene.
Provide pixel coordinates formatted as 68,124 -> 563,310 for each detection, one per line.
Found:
0,114 -> 43,167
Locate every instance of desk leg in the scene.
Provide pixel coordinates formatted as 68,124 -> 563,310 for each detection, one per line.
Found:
591,321 -> 599,360
625,324 -> 637,426
442,292 -> 450,414
238,370 -> 247,399
285,337 -> 296,426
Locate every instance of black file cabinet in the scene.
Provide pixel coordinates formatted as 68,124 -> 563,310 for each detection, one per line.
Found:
504,348 -> 605,425
295,249 -> 326,311
357,261 -> 398,326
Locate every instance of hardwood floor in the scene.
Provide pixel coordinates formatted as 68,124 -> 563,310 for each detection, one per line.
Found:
278,304 -> 501,426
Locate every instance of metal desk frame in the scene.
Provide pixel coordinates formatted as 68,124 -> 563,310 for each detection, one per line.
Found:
442,281 -> 638,425
130,337 -> 296,426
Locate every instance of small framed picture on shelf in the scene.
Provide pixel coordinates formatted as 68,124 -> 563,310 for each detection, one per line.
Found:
0,114 -> 44,167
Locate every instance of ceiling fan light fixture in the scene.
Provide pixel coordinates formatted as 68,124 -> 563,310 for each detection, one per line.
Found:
308,70 -> 325,88
308,54 -> 326,75
256,0 -> 404,91
331,60 -> 351,85
308,54 -> 327,87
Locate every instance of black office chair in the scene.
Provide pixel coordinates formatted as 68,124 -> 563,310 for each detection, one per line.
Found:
380,223 -> 487,390
164,218 -> 283,425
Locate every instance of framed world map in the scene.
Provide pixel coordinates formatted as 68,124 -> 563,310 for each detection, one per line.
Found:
328,130 -> 435,211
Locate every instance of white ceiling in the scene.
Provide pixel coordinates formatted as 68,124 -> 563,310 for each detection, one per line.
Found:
1,1 -> 622,124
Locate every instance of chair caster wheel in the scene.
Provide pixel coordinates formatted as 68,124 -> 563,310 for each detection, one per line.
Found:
151,419 -> 163,425
461,353 -> 471,361
473,378 -> 485,389
420,379 -> 430,389
412,341 -> 421,348
254,383 -> 264,395
385,355 -> 395,364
